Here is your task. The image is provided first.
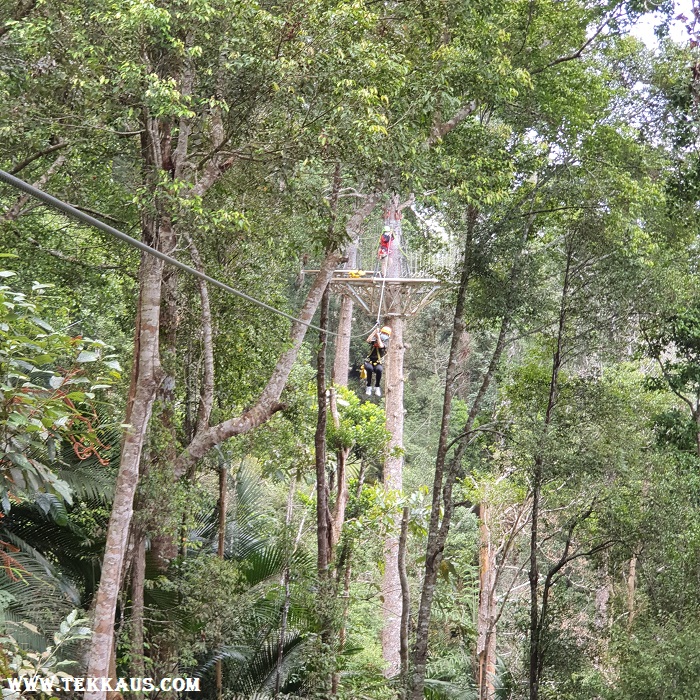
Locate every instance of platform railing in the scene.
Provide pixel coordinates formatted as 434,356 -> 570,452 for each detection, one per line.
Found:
355,232 -> 460,278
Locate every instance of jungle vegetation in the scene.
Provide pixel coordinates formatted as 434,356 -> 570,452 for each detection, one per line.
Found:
3,1 -> 700,699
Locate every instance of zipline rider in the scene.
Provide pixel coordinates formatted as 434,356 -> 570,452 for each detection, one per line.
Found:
364,326 -> 391,397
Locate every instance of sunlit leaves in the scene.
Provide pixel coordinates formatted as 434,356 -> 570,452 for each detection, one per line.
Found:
0,275 -> 116,512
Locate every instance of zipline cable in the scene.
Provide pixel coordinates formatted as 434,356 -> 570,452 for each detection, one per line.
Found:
0,169 -> 338,335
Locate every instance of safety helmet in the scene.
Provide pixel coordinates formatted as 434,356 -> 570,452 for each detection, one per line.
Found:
380,326 -> 392,335
383,225 -> 392,233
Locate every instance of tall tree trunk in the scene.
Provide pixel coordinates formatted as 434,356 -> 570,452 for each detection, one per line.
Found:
476,502 -> 497,700
626,554 -> 638,629
332,239 -> 357,387
331,547 -> 353,697
329,387 -> 351,551
316,287 -> 332,577
528,462 -> 542,700
149,215 -> 179,574
381,314 -> 405,677
314,286 -> 334,695
331,465 -> 367,696
379,192 -> 415,677
85,249 -> 163,697
398,506 -> 411,693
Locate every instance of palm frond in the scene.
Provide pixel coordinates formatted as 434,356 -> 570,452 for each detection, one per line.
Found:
423,678 -> 478,700
0,531 -> 81,650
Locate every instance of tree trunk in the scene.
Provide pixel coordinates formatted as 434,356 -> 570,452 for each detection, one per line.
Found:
332,464 -> 367,696
476,502 -> 497,700
381,314 -> 405,677
528,464 -> 542,700
329,387 -> 351,551
528,253 -> 570,700
332,239 -> 357,386
85,250 -> 163,698
398,506 -> 411,693
316,287 -> 332,578
626,554 -> 638,629
130,535 -> 147,700
275,476 -> 298,698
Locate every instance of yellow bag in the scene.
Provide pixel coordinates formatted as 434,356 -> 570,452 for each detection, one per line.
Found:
359,364 -> 367,380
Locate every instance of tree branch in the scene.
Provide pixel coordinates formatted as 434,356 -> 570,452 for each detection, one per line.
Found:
425,101 -> 478,148
1,152 -> 67,221
9,141 -> 68,175
173,246 -> 343,477
531,10 -> 619,75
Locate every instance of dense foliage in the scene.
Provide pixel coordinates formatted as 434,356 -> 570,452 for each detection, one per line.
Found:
3,0 -> 700,699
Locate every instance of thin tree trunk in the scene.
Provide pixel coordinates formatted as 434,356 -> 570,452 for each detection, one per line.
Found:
626,555 -> 638,629
316,164 -> 341,577
528,253 -> 570,700
398,506 -> 410,692
85,250 -> 163,697
329,387 -> 351,551
149,215 -> 179,575
476,502 -> 497,700
528,462 -> 542,700
316,286 -> 332,577
331,463 -> 367,695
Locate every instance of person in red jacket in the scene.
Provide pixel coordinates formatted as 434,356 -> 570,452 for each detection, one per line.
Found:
377,225 -> 394,277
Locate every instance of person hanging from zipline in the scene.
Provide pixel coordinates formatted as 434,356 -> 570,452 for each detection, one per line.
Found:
377,225 -> 394,277
363,325 -> 391,396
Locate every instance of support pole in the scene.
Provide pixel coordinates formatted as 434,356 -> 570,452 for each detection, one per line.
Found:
381,313 -> 405,676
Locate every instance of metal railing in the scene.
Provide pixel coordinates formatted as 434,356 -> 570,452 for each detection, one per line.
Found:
355,225 -> 460,278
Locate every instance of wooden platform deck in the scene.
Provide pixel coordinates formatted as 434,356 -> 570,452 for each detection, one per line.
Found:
328,270 -> 442,318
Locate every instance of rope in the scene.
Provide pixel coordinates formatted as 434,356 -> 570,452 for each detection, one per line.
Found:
0,169 -> 338,336
376,270 -> 387,327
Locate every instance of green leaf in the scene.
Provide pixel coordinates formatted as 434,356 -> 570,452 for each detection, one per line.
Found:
30,317 -> 54,332
76,350 -> 99,362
